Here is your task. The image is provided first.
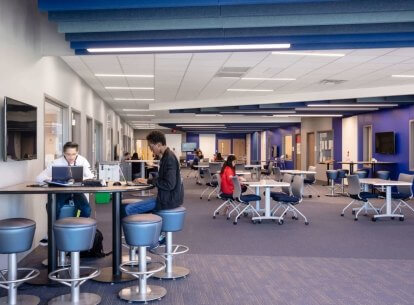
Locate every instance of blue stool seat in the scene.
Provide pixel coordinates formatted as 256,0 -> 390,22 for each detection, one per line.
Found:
54,217 -> 97,252
156,207 -> 186,232
377,171 -> 390,180
326,170 -> 338,180
123,214 -> 162,247
0,218 -> 35,254
355,171 -> 367,178
337,170 -> 348,179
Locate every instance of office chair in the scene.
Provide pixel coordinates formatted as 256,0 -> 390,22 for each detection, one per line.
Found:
261,161 -> 274,177
200,169 -> 217,200
270,173 -> 293,216
304,166 -> 320,198
273,166 -> 282,182
341,175 -> 379,220
381,173 -> 414,214
230,177 -> 262,225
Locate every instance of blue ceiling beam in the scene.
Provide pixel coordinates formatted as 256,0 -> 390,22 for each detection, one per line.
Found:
38,0 -> 346,12
56,11 -> 414,33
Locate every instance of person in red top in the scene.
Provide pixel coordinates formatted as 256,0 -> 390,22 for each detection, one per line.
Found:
220,155 -> 237,195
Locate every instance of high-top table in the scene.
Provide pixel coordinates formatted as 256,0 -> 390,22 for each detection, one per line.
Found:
244,179 -> 290,222
359,178 -> 412,221
337,161 -> 395,176
280,169 -> 316,176
0,182 -> 152,285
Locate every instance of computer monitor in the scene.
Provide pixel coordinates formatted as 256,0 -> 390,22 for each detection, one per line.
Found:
52,166 -> 84,183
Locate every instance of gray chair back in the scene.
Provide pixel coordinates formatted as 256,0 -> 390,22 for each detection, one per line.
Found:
235,163 -> 245,171
306,166 -> 316,183
273,166 -> 282,181
397,173 -> 414,198
347,175 -> 361,196
213,173 -> 220,185
267,161 -> 274,174
209,162 -> 222,174
231,176 -> 242,199
204,168 -> 213,183
291,175 -> 304,199
282,173 -> 293,194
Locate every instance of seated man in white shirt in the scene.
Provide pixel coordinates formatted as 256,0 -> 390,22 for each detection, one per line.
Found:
36,142 -> 94,219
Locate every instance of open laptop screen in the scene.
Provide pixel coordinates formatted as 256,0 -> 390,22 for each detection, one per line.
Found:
52,166 -> 84,183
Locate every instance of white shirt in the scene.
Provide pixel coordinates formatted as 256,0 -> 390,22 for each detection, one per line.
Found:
36,155 -> 94,184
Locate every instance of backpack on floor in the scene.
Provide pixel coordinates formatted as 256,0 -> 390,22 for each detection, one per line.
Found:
80,229 -> 110,258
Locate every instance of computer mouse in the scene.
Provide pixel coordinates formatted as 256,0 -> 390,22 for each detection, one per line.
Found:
113,181 -> 122,186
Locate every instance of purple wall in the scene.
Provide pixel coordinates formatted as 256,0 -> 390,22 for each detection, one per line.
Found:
185,133 -> 200,161
332,117 -> 343,170
251,132 -> 261,163
357,105 -> 414,179
267,126 -> 300,170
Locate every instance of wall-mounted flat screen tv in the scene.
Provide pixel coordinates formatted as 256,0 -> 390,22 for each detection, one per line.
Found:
3,97 -> 37,161
375,131 -> 395,155
182,142 -> 197,152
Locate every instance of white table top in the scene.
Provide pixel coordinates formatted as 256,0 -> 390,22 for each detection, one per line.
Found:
193,164 -> 209,168
245,179 -> 290,187
281,170 -> 316,175
244,164 -> 262,168
337,161 -> 396,164
359,178 -> 412,186
235,171 -> 251,175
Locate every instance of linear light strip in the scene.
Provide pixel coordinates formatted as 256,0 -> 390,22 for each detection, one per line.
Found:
272,51 -> 345,57
106,86 -> 154,90
88,43 -> 290,53
126,114 -> 155,117
273,114 -> 343,117
122,109 -> 151,111
96,74 -> 154,78
296,107 -> 379,111
391,75 -> 414,78
307,104 -> 398,107
115,98 -> 155,101
220,111 -> 296,114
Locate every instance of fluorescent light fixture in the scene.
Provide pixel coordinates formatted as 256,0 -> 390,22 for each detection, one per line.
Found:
122,109 -> 150,111
177,124 -> 225,127
227,89 -> 274,92
307,104 -> 398,107
241,77 -> 296,81
274,114 -> 343,117
194,114 -> 223,117
296,107 -> 379,111
272,51 -> 345,57
114,98 -> 155,101
126,114 -> 155,117
87,43 -> 290,54
106,86 -> 154,90
181,126 -> 226,129
391,74 -> 414,78
95,74 -> 154,78
220,110 -> 296,114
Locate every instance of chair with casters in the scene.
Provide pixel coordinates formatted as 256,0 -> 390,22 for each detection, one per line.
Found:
341,175 -> 380,220
326,170 -> 340,197
272,175 -> 309,225
375,170 -> 390,193
230,177 -> 262,224
270,174 -> 293,216
273,166 -> 282,182
381,173 -> 414,214
261,161 -> 274,177
304,166 -> 320,198
200,169 -> 217,200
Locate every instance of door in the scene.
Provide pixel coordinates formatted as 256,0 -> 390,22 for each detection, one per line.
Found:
307,132 -> 315,168
233,139 -> 246,160
217,139 -> 231,156
295,134 -> 301,170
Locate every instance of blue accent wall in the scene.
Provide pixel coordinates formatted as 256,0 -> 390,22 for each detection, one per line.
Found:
357,105 -> 414,179
267,126 -> 300,170
185,133 -> 200,161
332,117 -> 342,170
251,132 -> 261,162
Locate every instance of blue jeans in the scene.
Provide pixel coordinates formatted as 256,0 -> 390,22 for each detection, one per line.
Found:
121,197 -> 157,218
55,193 -> 91,218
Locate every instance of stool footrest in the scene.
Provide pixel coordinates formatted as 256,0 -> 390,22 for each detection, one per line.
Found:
48,266 -> 100,288
150,244 -> 189,258
120,261 -> 165,280
0,268 -> 40,289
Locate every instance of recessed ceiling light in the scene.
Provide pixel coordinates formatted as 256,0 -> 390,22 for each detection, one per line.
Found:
122,109 -> 150,111
95,74 -> 154,78
272,51 -> 345,57
241,77 -> 296,81
391,74 -> 414,78
87,43 -> 290,54
114,98 -> 155,101
194,114 -> 223,117
227,89 -> 274,92
274,114 -> 343,117
126,114 -> 155,117
307,104 -> 398,107
106,87 -> 154,90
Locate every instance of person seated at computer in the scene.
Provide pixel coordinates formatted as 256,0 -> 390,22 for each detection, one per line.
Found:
122,152 -> 131,162
121,131 -> 183,218
131,152 -> 141,179
214,152 -> 224,162
36,142 -> 94,219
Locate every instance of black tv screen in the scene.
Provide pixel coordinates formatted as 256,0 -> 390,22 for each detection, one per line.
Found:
375,132 -> 395,154
3,97 -> 37,161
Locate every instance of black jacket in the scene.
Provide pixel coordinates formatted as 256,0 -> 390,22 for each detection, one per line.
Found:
148,147 -> 184,210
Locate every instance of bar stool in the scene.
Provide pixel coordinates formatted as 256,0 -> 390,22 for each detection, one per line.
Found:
0,218 -> 40,305
119,214 -> 166,303
326,170 -> 339,197
48,217 -> 101,305
336,169 -> 349,195
152,207 -> 189,280
121,198 -> 151,266
376,171 -> 390,180
42,205 -> 77,268
355,171 -> 367,178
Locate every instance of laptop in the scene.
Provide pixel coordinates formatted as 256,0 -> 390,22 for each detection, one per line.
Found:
45,166 -> 84,186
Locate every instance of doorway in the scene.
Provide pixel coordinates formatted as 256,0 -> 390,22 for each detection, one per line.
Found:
363,125 -> 372,161
307,132 -> 315,168
232,139 -> 246,160
217,139 -> 231,156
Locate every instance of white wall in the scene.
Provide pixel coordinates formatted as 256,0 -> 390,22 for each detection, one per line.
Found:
165,134 -> 182,160
261,131 -> 267,163
0,0 -> 132,268
199,134 -> 216,161
342,116 -> 359,166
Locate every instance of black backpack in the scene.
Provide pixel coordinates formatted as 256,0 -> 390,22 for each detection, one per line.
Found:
80,229 -> 110,258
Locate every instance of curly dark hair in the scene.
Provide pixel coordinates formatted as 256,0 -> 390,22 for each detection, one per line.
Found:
146,131 -> 166,146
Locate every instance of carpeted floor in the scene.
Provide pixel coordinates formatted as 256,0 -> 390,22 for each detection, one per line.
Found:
8,175 -> 414,304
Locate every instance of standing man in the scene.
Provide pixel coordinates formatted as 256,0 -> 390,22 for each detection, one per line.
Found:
122,131 -> 183,216
36,141 -> 94,219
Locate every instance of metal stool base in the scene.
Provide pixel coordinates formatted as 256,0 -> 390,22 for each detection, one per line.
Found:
42,258 -> 70,267
153,266 -> 190,280
121,254 -> 152,267
0,295 -> 40,305
118,285 -> 166,303
48,293 -> 101,305
92,267 -> 135,283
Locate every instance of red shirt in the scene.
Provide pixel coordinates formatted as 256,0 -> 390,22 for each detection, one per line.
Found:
221,166 -> 235,195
